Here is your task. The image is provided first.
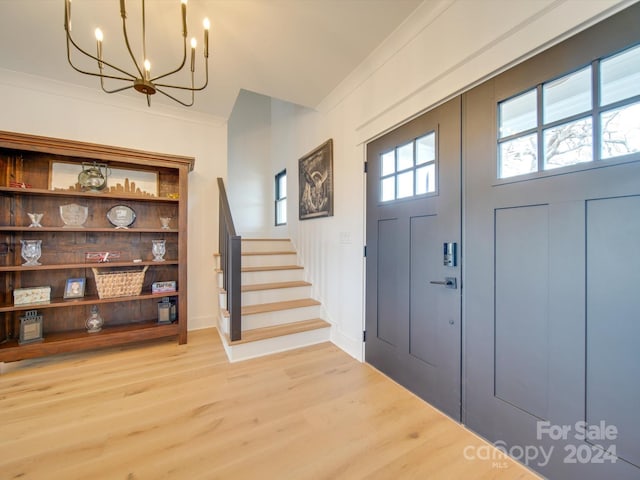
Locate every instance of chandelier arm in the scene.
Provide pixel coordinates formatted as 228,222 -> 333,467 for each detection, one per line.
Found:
156,86 -> 195,107
120,11 -> 145,79
150,38 -> 188,83
66,33 -> 136,81
99,76 -> 136,94
154,61 -> 209,92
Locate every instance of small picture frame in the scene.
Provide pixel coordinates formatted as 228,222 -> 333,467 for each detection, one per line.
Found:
64,277 -> 86,299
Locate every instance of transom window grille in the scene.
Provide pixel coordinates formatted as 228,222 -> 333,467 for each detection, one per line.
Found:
380,132 -> 436,202
498,43 -> 640,179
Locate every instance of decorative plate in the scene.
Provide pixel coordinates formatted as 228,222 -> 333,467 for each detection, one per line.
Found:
106,205 -> 136,228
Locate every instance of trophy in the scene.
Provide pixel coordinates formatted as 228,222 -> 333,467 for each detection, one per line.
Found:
27,213 -> 44,228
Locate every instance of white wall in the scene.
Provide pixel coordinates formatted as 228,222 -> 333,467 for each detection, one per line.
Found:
239,0 -> 636,360
227,90 -> 277,237
0,69 -> 227,332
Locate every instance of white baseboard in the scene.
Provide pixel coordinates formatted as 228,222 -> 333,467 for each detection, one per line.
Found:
331,328 -> 363,362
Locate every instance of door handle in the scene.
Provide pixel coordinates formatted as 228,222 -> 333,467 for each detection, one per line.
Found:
430,277 -> 457,289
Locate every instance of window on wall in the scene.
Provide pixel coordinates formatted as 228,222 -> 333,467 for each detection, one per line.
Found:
275,169 -> 287,225
380,132 -> 437,202
498,43 -> 640,179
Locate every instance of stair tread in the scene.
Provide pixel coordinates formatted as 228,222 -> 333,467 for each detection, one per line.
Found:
241,250 -> 296,256
242,298 -> 321,315
241,265 -> 303,272
242,280 -> 311,292
229,318 -> 330,345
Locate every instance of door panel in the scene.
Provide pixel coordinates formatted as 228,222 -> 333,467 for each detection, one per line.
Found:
495,205 -> 550,420
377,217 -> 402,347
365,96 -> 461,420
409,214 -> 439,367
587,196 -> 640,468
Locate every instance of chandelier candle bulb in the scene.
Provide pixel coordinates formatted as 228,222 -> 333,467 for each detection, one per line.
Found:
181,0 -> 188,37
204,18 -> 210,58
144,59 -> 151,80
95,28 -> 103,66
190,38 -> 196,71
64,0 -> 71,32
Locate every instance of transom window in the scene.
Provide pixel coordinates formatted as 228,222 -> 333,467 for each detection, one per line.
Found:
498,43 -> 640,179
380,132 -> 436,202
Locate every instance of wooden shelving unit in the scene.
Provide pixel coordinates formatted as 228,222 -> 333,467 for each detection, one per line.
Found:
0,131 -> 194,362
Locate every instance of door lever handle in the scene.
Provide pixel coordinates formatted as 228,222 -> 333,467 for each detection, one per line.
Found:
430,277 -> 457,289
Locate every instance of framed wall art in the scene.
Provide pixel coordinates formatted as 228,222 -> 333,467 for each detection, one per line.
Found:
298,139 -> 334,220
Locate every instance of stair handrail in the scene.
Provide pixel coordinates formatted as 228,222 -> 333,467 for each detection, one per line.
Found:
217,178 -> 242,341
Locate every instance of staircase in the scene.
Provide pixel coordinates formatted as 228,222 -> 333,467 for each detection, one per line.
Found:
215,238 -> 331,362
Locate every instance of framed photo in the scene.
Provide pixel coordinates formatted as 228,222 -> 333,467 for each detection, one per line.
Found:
64,277 -> 86,299
299,139 -> 334,220
50,161 -> 159,197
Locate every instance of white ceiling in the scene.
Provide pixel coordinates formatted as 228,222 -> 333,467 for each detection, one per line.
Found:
0,0 -> 424,118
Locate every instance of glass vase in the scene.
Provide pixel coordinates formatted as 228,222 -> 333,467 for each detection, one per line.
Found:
21,239 -> 42,266
86,305 -> 104,333
152,239 -> 166,262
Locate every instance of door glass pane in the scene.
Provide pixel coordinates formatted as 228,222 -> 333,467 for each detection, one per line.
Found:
544,117 -> 593,170
397,142 -> 414,171
397,171 -> 414,198
543,66 -> 592,124
601,102 -> 640,159
416,133 -> 435,165
601,44 -> 640,106
499,89 -> 536,138
416,164 -> 435,195
381,177 -> 395,202
381,151 -> 395,176
499,133 -> 538,178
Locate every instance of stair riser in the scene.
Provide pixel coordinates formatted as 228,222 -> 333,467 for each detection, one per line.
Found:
241,254 -> 297,267
242,286 -> 312,305
241,269 -> 304,284
225,327 -> 331,362
242,305 -> 322,330
241,240 -> 293,253
220,314 -> 229,335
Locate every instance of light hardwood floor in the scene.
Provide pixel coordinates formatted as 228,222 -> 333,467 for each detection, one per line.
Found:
0,329 -> 539,479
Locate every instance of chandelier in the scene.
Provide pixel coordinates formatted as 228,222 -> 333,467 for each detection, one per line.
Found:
64,0 -> 209,107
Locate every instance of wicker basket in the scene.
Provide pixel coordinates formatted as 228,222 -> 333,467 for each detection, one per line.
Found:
92,266 -> 149,299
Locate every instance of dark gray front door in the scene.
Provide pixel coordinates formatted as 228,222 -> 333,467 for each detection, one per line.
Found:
463,5 -> 640,478
365,97 -> 461,420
